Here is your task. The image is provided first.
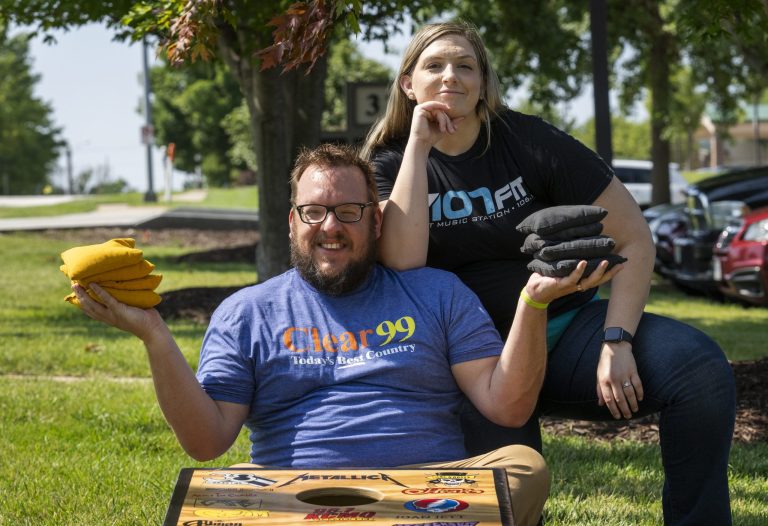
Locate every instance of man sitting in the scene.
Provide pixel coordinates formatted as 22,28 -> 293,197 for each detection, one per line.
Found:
73,143 -> 619,526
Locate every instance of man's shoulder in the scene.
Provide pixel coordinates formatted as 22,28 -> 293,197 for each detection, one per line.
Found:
215,269 -> 297,311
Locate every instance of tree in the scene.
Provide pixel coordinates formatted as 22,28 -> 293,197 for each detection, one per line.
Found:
571,116 -> 650,161
3,1 -> 329,278
667,67 -> 708,170
149,35 -> 392,188
150,58 -> 245,187
4,0 -> 461,276
0,23 -> 61,195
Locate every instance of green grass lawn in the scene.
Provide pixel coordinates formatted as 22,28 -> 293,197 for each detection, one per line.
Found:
0,229 -> 766,525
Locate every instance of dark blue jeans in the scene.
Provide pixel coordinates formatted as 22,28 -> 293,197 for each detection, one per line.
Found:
461,300 -> 735,526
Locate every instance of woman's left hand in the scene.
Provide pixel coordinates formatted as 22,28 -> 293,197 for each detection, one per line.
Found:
596,344 -> 644,418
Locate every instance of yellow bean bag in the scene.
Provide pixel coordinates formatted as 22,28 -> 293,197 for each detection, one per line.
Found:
96,274 -> 163,290
60,238 -> 144,280
65,287 -> 162,309
75,260 -> 156,284
61,238 -> 163,309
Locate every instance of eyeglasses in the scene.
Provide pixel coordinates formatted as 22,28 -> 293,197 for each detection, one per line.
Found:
294,202 -> 374,224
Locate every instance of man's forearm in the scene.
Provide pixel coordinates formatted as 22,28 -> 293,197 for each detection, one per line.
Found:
488,296 -> 548,425
143,327 -> 243,460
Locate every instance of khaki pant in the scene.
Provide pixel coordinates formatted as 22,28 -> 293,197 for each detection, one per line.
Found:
401,444 -> 550,526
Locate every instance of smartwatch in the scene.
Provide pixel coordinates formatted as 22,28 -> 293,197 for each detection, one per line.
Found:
603,327 -> 633,344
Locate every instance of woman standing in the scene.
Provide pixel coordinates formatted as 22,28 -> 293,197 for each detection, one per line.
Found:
363,20 -> 735,526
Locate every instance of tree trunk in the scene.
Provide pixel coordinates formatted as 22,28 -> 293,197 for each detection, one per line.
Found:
218,31 -> 327,281
646,3 -> 672,205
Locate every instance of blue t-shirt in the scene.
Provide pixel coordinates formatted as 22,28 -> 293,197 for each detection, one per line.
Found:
195,265 -> 503,467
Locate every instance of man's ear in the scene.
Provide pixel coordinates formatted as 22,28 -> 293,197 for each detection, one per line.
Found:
373,205 -> 383,239
288,208 -> 294,239
400,75 -> 414,100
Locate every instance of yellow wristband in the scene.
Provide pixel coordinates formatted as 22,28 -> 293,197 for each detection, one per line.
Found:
520,289 -> 549,310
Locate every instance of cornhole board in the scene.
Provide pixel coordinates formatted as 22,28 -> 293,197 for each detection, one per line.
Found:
163,467 -> 514,526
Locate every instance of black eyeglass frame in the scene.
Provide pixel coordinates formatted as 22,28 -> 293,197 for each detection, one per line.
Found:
294,202 -> 375,224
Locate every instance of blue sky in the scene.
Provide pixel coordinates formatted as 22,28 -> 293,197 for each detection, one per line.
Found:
24,23 -> 593,193
27,23 -> 163,193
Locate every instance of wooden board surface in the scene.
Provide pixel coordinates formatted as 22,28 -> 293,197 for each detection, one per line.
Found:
164,467 -> 514,526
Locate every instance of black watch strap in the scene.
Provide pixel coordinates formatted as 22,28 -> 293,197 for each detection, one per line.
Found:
603,327 -> 633,344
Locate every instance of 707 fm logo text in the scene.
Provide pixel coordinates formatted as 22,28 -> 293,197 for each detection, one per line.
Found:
304,507 -> 376,521
283,316 -> 416,363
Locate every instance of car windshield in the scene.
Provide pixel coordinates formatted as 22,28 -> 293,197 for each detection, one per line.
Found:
613,166 -> 650,184
686,194 -> 748,231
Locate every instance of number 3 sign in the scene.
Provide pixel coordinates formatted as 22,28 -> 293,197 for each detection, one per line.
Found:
349,82 -> 389,128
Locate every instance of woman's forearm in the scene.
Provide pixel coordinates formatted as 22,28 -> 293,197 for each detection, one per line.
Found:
377,138 -> 433,269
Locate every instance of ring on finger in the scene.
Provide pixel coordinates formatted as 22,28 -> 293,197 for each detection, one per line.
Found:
576,282 -> 583,292
622,381 -> 632,389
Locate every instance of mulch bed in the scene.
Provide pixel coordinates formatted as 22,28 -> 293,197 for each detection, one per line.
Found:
541,357 -> 767,444
49,227 -> 768,445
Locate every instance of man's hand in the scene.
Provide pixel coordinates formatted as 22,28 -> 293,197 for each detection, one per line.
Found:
72,283 -> 166,342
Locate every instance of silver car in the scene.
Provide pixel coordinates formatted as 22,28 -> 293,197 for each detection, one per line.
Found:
612,159 -> 687,207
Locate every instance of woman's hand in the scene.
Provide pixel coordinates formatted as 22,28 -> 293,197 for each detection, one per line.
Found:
596,341 -> 643,419
523,259 -> 623,306
409,100 -> 465,147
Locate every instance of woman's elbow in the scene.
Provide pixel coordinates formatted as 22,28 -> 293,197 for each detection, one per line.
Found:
377,246 -> 426,271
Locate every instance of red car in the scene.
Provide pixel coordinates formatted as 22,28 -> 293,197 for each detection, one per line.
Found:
713,207 -> 768,306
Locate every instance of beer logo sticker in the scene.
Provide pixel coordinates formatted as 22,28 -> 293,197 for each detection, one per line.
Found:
403,498 -> 470,513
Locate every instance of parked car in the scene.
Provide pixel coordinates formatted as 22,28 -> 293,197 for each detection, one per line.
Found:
713,207 -> 768,306
666,166 -> 768,294
643,203 -> 686,278
612,159 -> 687,208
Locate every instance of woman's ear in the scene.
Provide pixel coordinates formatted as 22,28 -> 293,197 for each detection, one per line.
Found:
399,75 -> 415,100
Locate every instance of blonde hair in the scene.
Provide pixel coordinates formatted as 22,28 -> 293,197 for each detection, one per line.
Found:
361,20 -> 505,159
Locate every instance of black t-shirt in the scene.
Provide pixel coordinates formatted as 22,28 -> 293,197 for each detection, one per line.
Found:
372,109 -> 613,335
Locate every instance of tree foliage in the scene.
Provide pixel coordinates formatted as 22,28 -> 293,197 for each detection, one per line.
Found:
0,23 -> 61,195
150,58 -> 245,187
572,116 -> 650,161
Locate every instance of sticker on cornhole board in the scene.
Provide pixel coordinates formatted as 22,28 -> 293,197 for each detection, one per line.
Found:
163,468 -> 514,525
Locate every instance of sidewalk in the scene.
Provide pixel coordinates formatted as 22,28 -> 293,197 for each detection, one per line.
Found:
0,203 -> 169,232
0,190 -> 259,232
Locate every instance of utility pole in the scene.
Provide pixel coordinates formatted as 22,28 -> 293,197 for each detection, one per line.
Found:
65,143 -> 74,194
754,95 -> 762,166
590,0 -> 613,165
142,36 -> 157,202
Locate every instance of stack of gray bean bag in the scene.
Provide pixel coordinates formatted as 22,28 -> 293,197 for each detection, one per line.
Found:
516,205 -> 627,277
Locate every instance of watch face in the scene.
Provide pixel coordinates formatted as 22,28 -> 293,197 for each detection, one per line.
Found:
604,327 -> 623,341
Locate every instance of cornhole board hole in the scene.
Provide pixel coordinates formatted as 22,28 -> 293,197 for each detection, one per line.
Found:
164,467 -> 514,525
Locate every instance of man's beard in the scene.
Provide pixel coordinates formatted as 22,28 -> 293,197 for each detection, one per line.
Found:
290,223 -> 378,296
